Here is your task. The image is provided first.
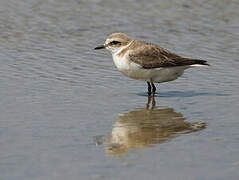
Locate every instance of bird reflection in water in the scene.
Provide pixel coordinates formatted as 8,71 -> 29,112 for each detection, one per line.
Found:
105,96 -> 206,156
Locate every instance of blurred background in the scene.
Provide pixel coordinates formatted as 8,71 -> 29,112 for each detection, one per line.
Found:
0,0 -> 239,179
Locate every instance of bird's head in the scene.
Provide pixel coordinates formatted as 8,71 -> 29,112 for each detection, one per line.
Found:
94,33 -> 132,54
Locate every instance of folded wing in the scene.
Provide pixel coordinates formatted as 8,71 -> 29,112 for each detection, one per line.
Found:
129,41 -> 209,69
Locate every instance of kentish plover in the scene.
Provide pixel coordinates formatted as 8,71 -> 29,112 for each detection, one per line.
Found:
95,33 -> 209,96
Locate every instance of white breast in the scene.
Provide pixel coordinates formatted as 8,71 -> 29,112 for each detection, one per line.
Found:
112,54 -> 154,81
112,54 -> 130,72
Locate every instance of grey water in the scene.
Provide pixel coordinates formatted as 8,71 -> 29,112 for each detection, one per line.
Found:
0,0 -> 239,179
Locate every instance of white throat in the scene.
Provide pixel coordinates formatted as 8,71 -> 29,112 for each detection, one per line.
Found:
111,40 -> 134,73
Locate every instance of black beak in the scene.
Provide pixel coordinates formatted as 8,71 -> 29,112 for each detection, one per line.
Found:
94,45 -> 105,50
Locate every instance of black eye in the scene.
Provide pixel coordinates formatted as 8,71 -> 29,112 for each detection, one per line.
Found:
110,41 -> 120,45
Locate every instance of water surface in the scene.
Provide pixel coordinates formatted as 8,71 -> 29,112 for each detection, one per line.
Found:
0,0 -> 239,179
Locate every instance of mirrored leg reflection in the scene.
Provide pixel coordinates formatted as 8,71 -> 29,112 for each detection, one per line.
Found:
146,95 -> 156,110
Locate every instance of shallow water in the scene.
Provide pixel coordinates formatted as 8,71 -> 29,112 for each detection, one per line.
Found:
0,0 -> 239,179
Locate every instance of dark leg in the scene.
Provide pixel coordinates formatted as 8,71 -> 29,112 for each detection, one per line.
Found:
151,82 -> 156,95
147,82 -> 151,96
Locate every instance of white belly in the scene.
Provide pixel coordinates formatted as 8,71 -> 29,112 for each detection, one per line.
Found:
112,55 -> 188,83
125,65 -> 187,83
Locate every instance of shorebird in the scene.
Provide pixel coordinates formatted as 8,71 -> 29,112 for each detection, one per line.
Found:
94,33 -> 209,96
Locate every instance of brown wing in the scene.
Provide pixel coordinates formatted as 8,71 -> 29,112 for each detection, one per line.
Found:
129,41 -> 209,69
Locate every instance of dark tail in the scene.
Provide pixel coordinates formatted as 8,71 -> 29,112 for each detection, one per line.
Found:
193,59 -> 210,66
182,58 -> 210,66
